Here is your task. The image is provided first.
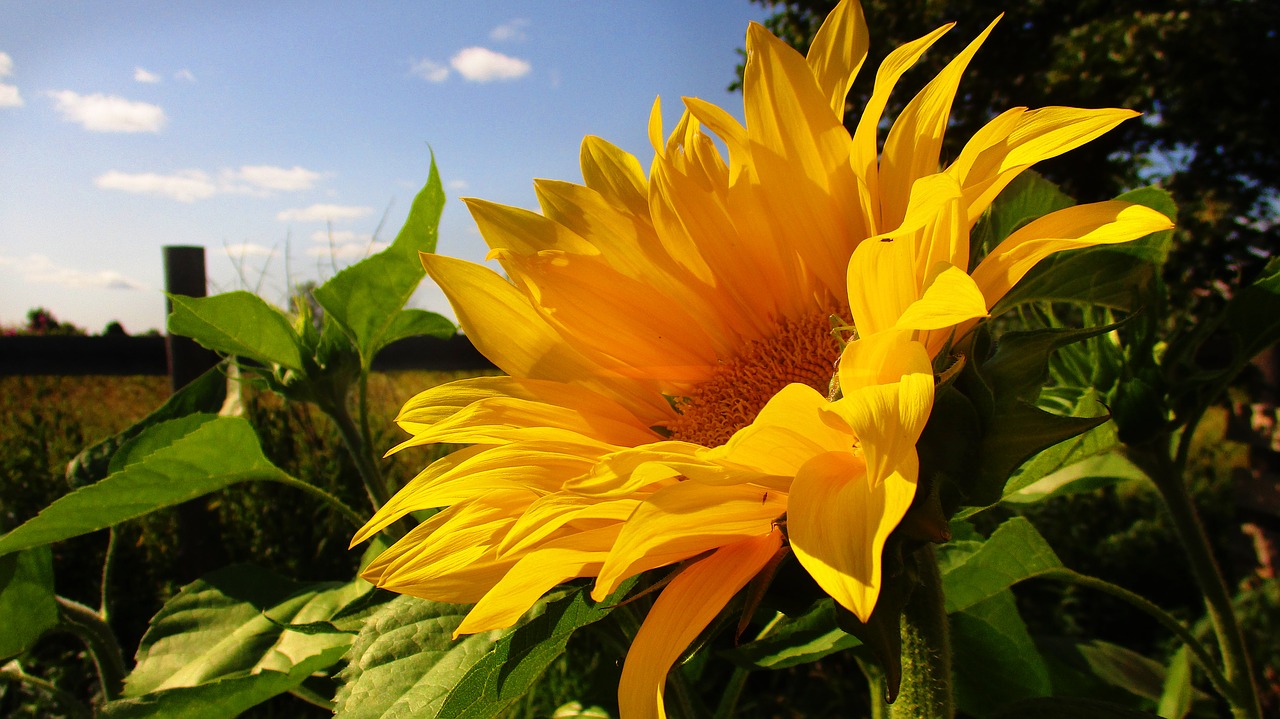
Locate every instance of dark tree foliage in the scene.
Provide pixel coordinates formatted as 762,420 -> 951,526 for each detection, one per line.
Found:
738,0 -> 1279,315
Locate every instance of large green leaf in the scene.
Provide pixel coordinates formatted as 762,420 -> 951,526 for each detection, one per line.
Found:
168,292 -> 303,371
723,599 -> 860,670
939,517 -> 1063,614
1156,645 -> 1192,719
66,364 -> 227,487
951,590 -> 1051,717
0,416 -> 285,556
104,564 -> 371,718
314,159 -> 451,367
973,401 -> 1108,508
1002,450 -> 1146,505
991,696 -> 1163,719
0,546 -> 58,659
436,585 -> 627,719
1221,256 -> 1280,366
334,596 -> 501,719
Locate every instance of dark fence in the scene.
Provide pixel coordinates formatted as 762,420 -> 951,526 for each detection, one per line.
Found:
0,333 -> 494,377
1,245 -> 494,379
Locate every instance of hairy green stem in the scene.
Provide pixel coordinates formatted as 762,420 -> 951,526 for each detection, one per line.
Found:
0,667 -> 93,719
891,545 -> 953,719
56,596 -> 127,702
328,397 -> 390,511
266,471 -> 368,530
1127,440 -> 1262,719
1039,568 -> 1233,701
855,656 -> 889,719
289,682 -> 336,710
100,528 -> 117,621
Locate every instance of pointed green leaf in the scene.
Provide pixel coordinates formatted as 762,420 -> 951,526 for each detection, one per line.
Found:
1222,256 -> 1280,365
334,596 -> 500,719
381,309 -> 457,347
67,364 -> 227,487
939,517 -> 1063,614
168,292 -> 303,371
315,159 -> 449,367
437,585 -> 629,719
0,416 -> 284,556
984,324 -> 1122,406
724,599 -> 860,670
0,546 -> 58,659
952,590 -> 1051,717
1156,645 -> 1192,719
1002,449 -> 1146,505
973,401 -> 1109,507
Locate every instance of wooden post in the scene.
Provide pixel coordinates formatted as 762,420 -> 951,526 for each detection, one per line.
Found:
162,245 -> 227,580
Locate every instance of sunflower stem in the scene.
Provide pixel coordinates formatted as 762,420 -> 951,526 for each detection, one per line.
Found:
55,596 -> 127,702
1126,437 -> 1263,719
265,470 -> 368,530
328,392 -> 390,511
890,545 -> 953,719
0,666 -> 93,719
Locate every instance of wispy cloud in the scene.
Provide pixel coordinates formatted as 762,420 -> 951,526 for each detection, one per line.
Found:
450,47 -> 530,82
48,90 -> 165,132
277,204 -> 373,222
446,179 -> 469,191
0,253 -> 148,291
226,165 -> 326,192
174,69 -> 196,82
95,170 -> 216,202
134,66 -> 162,84
305,230 -> 387,259
410,58 -> 450,83
95,164 -> 329,202
223,242 -> 278,258
490,19 -> 529,42
1,52 -> 23,108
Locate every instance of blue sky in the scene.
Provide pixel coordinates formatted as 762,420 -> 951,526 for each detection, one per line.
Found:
0,1 -> 771,334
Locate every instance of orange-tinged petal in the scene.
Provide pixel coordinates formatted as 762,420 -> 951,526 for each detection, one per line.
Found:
466,197 -> 599,258
420,253 -> 672,422
970,200 -> 1175,309
806,0 -> 869,117
617,530 -> 782,719
788,451 -> 917,620
880,15 -> 1000,229
593,482 -> 786,601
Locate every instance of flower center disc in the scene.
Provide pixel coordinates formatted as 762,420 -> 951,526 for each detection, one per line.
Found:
666,309 -> 844,448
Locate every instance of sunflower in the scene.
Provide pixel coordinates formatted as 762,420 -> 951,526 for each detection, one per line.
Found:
353,1 -> 1172,716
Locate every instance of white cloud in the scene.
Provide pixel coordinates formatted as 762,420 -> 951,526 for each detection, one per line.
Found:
411,58 -> 450,83
446,179 -> 469,191
0,52 -> 13,77
0,253 -> 148,291
48,90 -> 165,132
174,69 -> 196,82
306,241 -> 390,260
134,66 -> 162,83
95,170 -> 216,202
226,165 -> 326,192
490,19 -> 529,42
277,204 -> 373,222
223,242 -> 278,258
450,47 -> 530,82
0,84 -> 21,108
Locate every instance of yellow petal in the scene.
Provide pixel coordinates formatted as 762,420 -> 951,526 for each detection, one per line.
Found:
893,262 -> 989,332
592,482 -> 786,601
970,200 -> 1175,308
846,233 -> 919,337
806,0 -> 869,117
617,530 -> 782,719
703,383 -> 851,477
788,451 -> 916,620
850,22 -> 953,232
880,15 -> 1000,229
580,135 -> 650,221
837,330 -> 931,394
466,197 -> 599,258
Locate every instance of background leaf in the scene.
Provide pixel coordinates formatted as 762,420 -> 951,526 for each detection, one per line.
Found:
951,590 -> 1052,717
334,596 -> 500,719
939,517 -> 1063,614
0,416 -> 285,556
0,546 -> 58,659
723,599 -> 860,671
123,564 -> 367,697
168,292 -> 303,371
